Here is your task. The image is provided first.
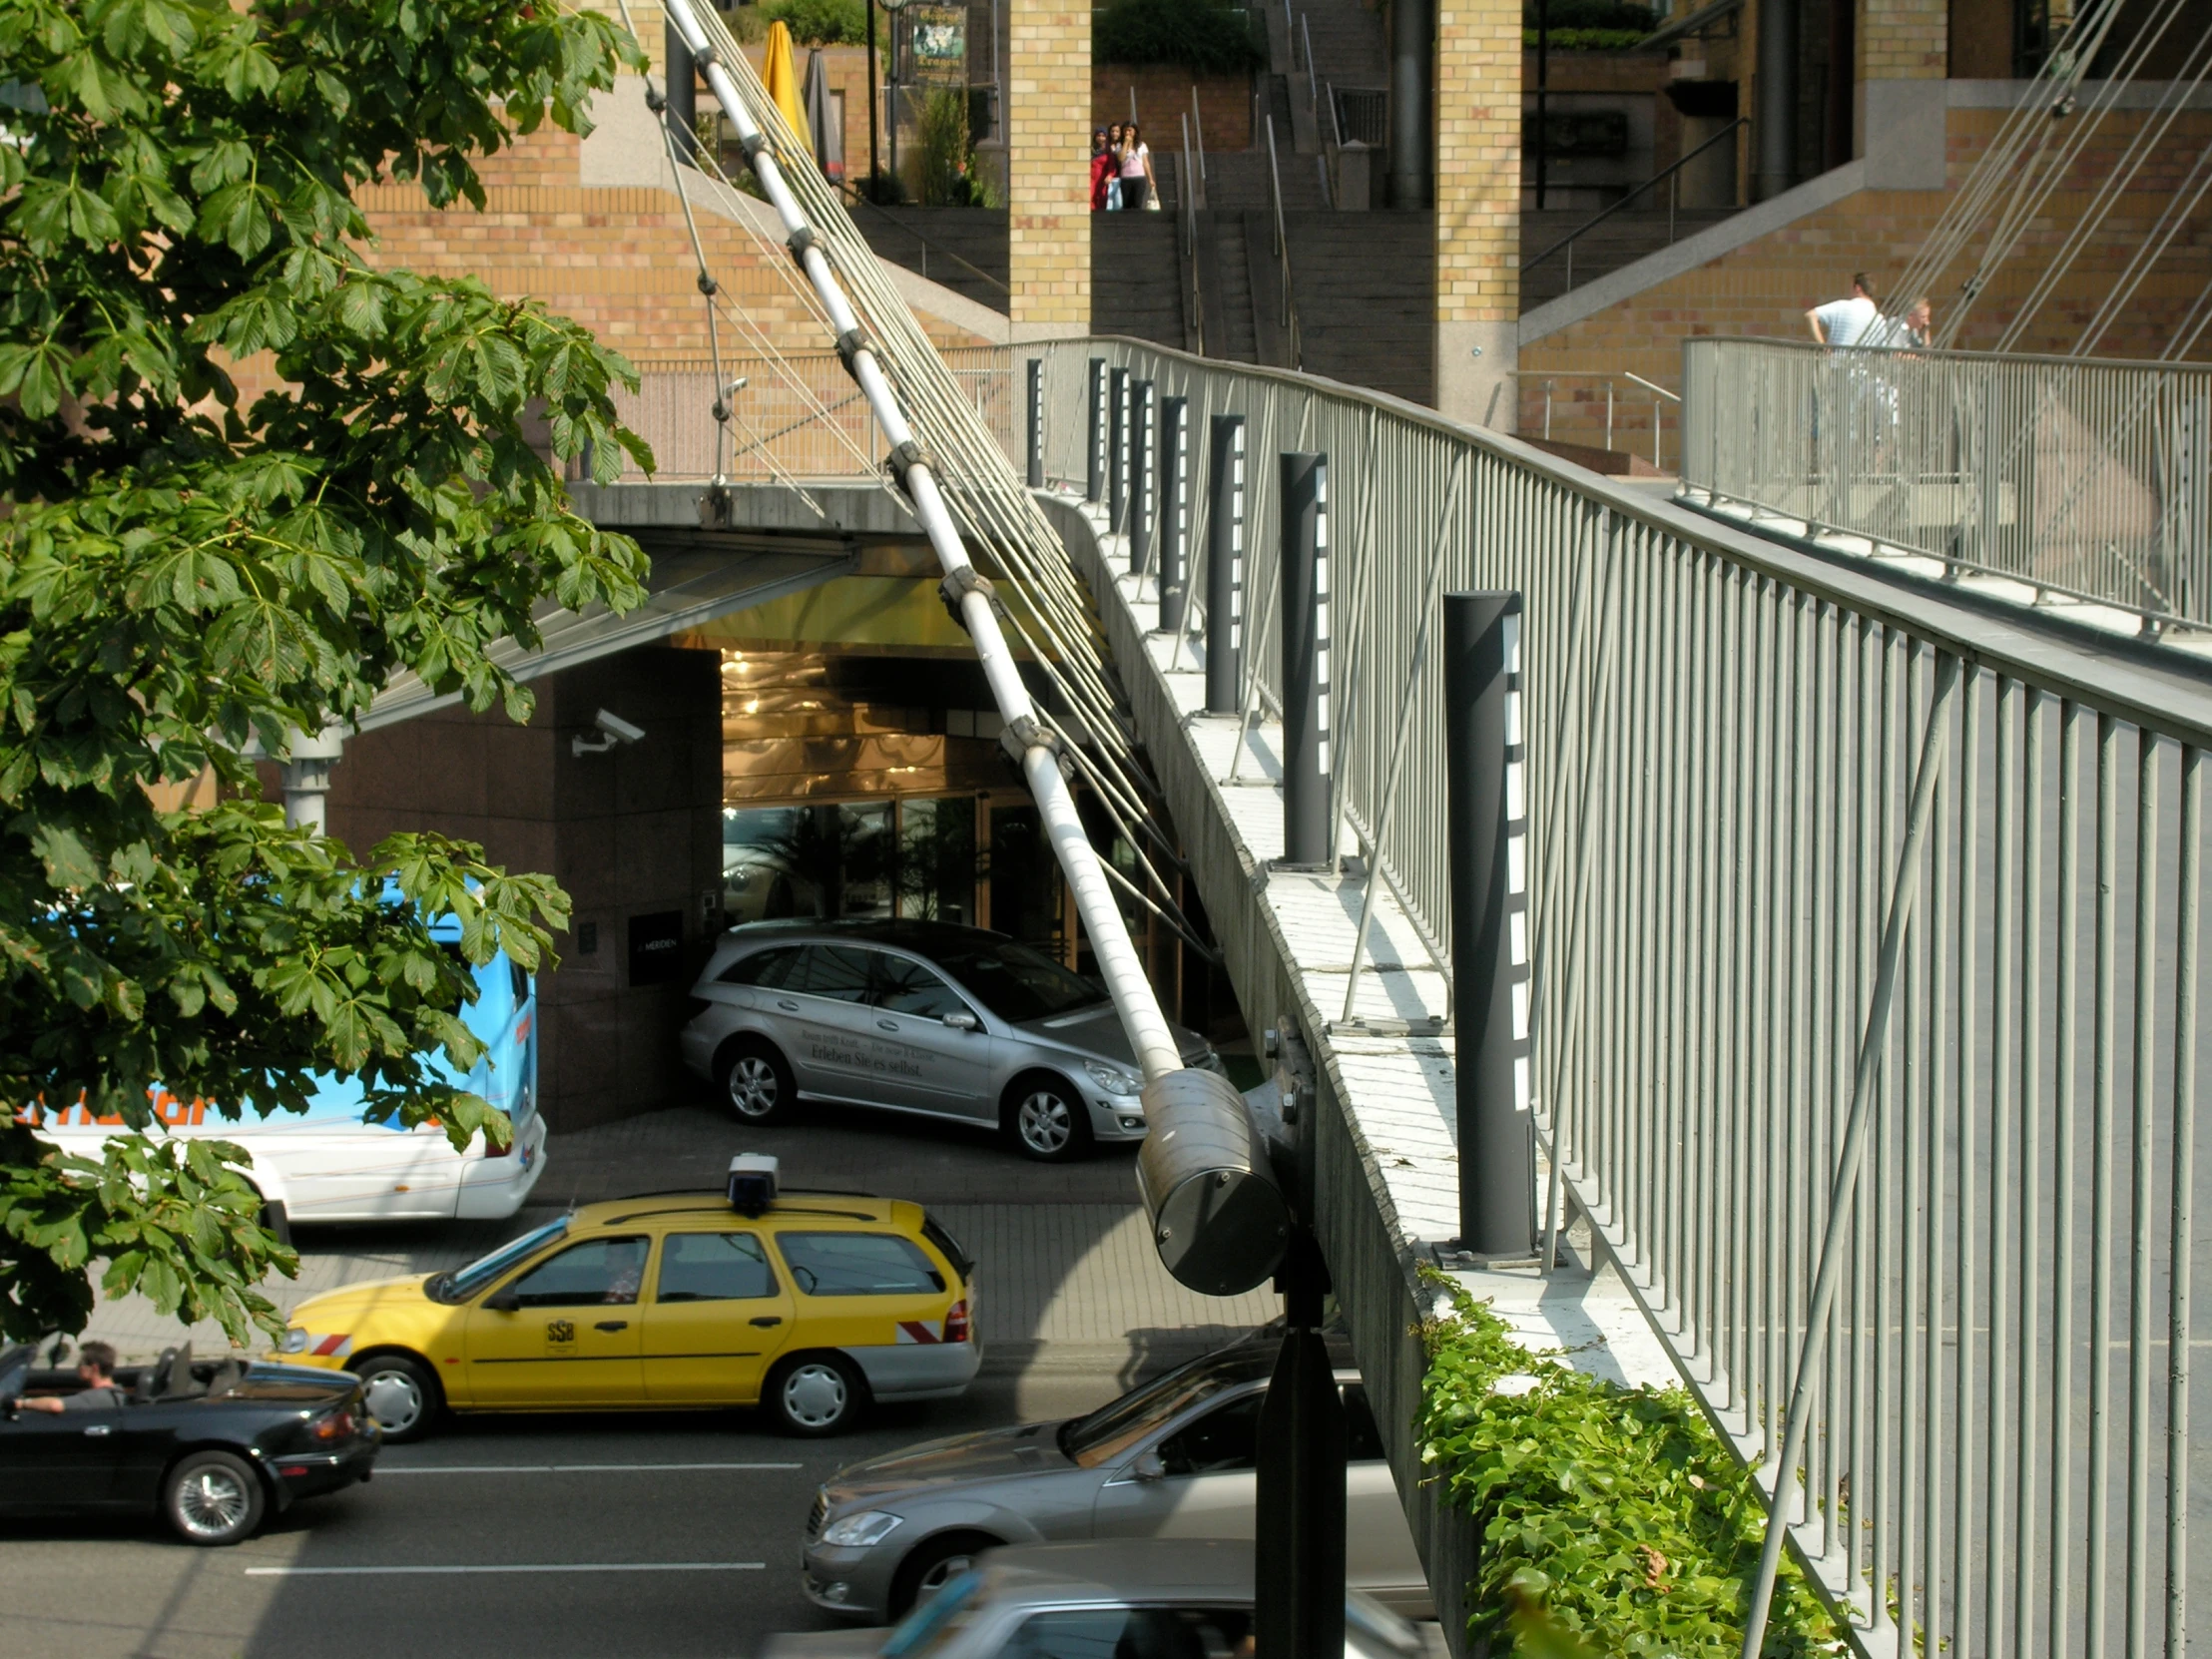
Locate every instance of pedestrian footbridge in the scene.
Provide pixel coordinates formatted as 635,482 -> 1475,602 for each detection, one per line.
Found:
564,330 -> 2212,1658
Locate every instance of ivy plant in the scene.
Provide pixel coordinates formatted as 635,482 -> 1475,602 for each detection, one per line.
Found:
0,0 -> 654,1345
1415,1271 -> 1846,1657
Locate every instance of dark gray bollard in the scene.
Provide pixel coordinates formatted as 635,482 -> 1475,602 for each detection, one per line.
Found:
1444,591 -> 1535,1258
1159,396 -> 1189,626
1025,358 -> 1044,490
1108,368 -> 1129,531
1206,414 -> 1246,715
1129,380 -> 1155,575
1085,358 -> 1106,503
1279,452 -> 1332,868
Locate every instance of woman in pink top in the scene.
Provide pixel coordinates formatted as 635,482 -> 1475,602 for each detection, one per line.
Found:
1118,121 -> 1156,212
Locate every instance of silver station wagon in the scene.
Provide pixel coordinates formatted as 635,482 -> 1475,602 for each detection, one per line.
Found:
678,920 -> 1222,1162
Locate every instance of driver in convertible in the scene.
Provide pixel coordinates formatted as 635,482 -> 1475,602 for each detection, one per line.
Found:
21,1341 -> 124,1412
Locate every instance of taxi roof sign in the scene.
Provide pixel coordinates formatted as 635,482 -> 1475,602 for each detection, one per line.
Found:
728,1153 -> 780,1216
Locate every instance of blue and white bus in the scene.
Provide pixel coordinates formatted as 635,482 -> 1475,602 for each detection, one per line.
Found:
35,914 -> 545,1228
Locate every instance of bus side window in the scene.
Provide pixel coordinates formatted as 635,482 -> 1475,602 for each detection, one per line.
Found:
510,959 -> 528,1006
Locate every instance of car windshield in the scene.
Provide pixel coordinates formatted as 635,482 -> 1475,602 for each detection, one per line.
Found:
1058,1347 -> 1277,1467
433,1218 -> 570,1303
880,1569 -> 984,1659
931,938 -> 1106,1023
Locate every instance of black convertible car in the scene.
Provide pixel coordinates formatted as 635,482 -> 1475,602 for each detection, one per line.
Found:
0,1341 -> 380,1545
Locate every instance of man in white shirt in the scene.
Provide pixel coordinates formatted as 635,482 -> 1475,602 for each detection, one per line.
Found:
1806,273 -> 1882,346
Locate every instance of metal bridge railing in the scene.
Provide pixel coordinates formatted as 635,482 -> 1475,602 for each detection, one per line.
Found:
599,330 -> 2212,1656
1019,336 -> 2212,1659
1680,334 -> 2212,633
579,348 -> 1012,484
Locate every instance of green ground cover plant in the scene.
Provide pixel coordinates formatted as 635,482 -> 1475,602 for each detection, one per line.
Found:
1415,1271 -> 1846,1657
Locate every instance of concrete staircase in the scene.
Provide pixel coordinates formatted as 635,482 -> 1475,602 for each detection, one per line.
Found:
1091,213 -> 1191,346
1519,207 -> 1741,311
849,206 -> 1008,311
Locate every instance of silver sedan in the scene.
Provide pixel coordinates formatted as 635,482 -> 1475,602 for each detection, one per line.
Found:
677,919 -> 1222,1161
796,1337 -> 1431,1623
766,1539 -> 1424,1659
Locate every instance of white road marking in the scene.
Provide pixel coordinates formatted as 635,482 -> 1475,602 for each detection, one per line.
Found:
374,1461 -> 803,1474
245,1563 -> 769,1577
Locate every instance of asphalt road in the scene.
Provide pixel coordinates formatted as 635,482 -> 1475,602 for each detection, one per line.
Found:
2,1372 -> 1126,1659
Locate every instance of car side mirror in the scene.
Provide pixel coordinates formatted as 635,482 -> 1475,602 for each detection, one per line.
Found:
941,1009 -> 979,1032
482,1288 -> 522,1313
1131,1450 -> 1166,1482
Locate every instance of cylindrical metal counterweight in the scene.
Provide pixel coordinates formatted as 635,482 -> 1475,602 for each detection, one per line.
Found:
1135,1068 -> 1291,1297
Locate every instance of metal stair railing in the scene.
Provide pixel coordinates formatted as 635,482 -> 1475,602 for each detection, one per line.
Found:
1265,113 -> 1304,369
1521,116 -> 1750,292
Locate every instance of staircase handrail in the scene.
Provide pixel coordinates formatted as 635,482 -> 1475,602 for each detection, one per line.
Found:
1520,116 -> 1750,287
1265,112 -> 1304,369
1181,113 -> 1206,355
1190,85 -> 1208,209
1302,15 -> 1320,118
838,185 -> 1010,295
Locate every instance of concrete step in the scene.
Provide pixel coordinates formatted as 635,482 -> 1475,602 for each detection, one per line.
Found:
1519,207 -> 1739,310
1196,149 -> 1329,214
1214,218 -> 1260,363
1093,215 -> 1189,348
851,206 -> 1009,314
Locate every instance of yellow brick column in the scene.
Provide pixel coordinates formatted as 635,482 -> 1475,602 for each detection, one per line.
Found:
1433,0 -> 1521,427
1007,0 -> 1090,342
1861,0 -> 1949,87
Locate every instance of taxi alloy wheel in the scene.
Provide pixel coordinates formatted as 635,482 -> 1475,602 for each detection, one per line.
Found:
355,1353 -> 440,1443
165,1450 -> 265,1546
770,1355 -> 864,1436
1010,1079 -> 1093,1163
722,1040 -> 796,1124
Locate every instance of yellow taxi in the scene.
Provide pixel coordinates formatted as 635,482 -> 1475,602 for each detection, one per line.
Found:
271,1158 -> 977,1441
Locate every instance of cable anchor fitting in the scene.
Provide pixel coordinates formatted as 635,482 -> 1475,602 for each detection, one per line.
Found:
938,565 -> 1006,632
884,437 -> 934,500
1000,714 -> 1074,781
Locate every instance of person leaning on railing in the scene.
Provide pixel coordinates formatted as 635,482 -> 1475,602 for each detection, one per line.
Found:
1807,272 -> 1883,347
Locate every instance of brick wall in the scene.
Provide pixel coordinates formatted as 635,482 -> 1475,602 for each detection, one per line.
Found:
1861,0 -> 1949,80
1435,0 -> 1525,422
1008,0 -> 1091,335
1517,103 -> 2212,461
1092,67 -> 1254,154
325,78 -> 992,391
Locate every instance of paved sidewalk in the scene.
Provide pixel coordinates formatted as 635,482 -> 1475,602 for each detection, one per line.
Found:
76,1103 -> 1277,1374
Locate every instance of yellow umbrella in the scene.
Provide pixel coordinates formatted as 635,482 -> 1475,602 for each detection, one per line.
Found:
762,21 -> 812,152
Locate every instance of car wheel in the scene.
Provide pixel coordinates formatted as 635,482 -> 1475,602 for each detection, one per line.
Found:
720,1039 -> 798,1125
164,1450 -> 266,1547
353,1352 -> 441,1443
890,1530 -> 1000,1619
1005,1075 -> 1094,1163
765,1353 -> 866,1436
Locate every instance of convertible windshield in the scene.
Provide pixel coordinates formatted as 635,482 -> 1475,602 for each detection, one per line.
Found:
932,939 -> 1105,1023
1058,1346 -> 1277,1467
435,1218 -> 569,1303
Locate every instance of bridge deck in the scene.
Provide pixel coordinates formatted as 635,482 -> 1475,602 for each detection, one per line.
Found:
1038,486 -> 1678,1642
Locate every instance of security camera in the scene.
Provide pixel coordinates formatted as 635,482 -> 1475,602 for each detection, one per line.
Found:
572,708 -> 649,758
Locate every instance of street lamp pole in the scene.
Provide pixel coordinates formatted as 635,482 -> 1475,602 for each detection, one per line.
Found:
866,0 -> 880,196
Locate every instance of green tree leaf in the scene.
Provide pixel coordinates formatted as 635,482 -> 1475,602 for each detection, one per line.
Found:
0,0 -> 649,1345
